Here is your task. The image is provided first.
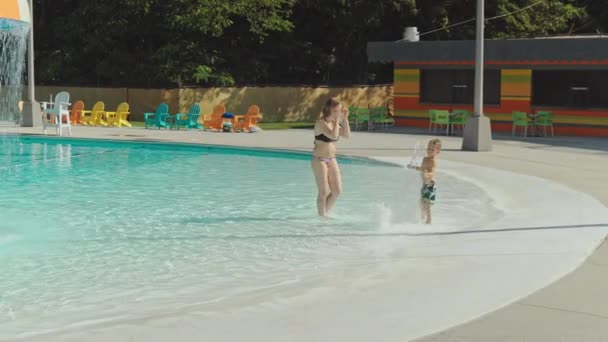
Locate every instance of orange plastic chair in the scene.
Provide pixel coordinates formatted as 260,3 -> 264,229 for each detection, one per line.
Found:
69,100 -> 84,124
202,104 -> 226,131
234,105 -> 262,132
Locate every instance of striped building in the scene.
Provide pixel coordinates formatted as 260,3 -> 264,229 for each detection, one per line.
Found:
368,37 -> 608,136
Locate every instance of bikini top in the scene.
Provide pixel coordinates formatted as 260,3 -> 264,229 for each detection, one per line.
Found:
314,123 -> 343,143
314,133 -> 338,143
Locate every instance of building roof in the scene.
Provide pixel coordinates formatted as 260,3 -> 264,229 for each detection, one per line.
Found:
367,37 -> 608,67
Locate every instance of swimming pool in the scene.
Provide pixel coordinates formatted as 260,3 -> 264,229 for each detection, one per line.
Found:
0,135 -> 496,339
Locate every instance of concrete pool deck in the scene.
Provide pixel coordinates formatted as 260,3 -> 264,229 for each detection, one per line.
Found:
2,125 -> 608,342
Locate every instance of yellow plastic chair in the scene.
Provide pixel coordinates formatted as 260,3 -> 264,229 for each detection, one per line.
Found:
82,101 -> 106,126
105,102 -> 131,127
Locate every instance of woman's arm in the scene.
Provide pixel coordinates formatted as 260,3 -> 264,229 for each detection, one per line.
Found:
339,109 -> 351,138
316,118 -> 341,140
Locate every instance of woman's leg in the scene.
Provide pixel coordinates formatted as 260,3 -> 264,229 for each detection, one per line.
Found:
326,159 -> 343,213
311,158 -> 330,216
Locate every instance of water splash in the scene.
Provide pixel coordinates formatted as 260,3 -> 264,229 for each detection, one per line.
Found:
0,19 -> 30,123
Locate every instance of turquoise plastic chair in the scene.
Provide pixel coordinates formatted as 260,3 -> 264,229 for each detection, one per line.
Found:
144,103 -> 170,129
512,111 -> 529,137
534,111 -> 554,137
174,103 -> 202,129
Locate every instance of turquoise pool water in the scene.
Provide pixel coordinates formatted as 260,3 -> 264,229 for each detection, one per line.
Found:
0,135 -> 490,338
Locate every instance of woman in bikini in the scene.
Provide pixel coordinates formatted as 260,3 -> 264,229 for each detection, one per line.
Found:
311,98 -> 351,217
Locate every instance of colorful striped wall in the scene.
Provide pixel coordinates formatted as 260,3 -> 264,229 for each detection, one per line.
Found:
392,66 -> 608,136
393,68 -> 423,127
394,69 -> 419,97
500,69 -> 531,112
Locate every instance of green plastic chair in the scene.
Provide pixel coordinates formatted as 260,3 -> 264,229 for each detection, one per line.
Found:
433,110 -> 450,135
449,109 -> 470,135
369,106 -> 393,129
174,103 -> 202,129
347,106 -> 359,130
144,103 -> 170,129
512,111 -> 529,137
428,110 -> 437,132
355,108 -> 371,131
534,111 -> 554,137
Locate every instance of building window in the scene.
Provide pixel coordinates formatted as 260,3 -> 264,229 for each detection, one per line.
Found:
532,70 -> 608,108
420,69 -> 500,105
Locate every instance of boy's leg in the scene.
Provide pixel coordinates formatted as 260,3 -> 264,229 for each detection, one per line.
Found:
419,199 -> 424,222
423,183 -> 435,224
420,200 -> 431,224
419,198 -> 426,222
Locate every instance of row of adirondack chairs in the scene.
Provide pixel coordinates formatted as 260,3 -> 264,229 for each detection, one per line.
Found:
144,103 -> 262,132
41,92 -> 132,136
70,101 -> 132,127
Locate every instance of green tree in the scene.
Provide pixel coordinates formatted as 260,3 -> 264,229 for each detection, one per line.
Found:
31,0 -> 600,87
414,0 -> 585,40
33,0 -> 295,87
572,0 -> 608,34
486,0 -> 585,39
257,0 -> 418,84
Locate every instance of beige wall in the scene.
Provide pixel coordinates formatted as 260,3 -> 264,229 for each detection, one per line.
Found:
36,86 -> 129,112
34,85 -> 392,122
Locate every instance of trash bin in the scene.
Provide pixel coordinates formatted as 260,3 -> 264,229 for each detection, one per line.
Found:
222,121 -> 233,132
221,112 -> 234,132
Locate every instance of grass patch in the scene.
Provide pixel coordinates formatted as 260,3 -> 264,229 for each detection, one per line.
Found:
257,122 -> 313,130
130,121 -> 145,128
128,121 -> 313,130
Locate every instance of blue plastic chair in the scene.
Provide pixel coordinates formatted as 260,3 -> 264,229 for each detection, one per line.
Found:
174,103 -> 202,129
144,103 -> 170,129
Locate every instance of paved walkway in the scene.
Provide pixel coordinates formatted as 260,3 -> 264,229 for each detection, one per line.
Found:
3,125 -> 608,341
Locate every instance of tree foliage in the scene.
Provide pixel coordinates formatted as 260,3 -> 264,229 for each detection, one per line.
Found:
30,0 -> 607,87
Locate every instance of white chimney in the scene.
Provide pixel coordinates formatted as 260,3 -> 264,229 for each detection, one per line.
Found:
403,27 -> 419,42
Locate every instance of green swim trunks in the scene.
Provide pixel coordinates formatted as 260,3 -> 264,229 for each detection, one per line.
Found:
420,182 -> 436,204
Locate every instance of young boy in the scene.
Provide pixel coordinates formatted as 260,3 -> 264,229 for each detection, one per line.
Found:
408,139 -> 442,224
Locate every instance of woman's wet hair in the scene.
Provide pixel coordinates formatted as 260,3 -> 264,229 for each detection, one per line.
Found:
322,98 -> 341,120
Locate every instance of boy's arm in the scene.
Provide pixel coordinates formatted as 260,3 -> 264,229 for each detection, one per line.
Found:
410,158 -> 436,172
407,157 -> 427,171
421,159 -> 436,179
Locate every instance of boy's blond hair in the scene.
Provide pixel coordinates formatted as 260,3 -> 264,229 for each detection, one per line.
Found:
428,139 -> 442,149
